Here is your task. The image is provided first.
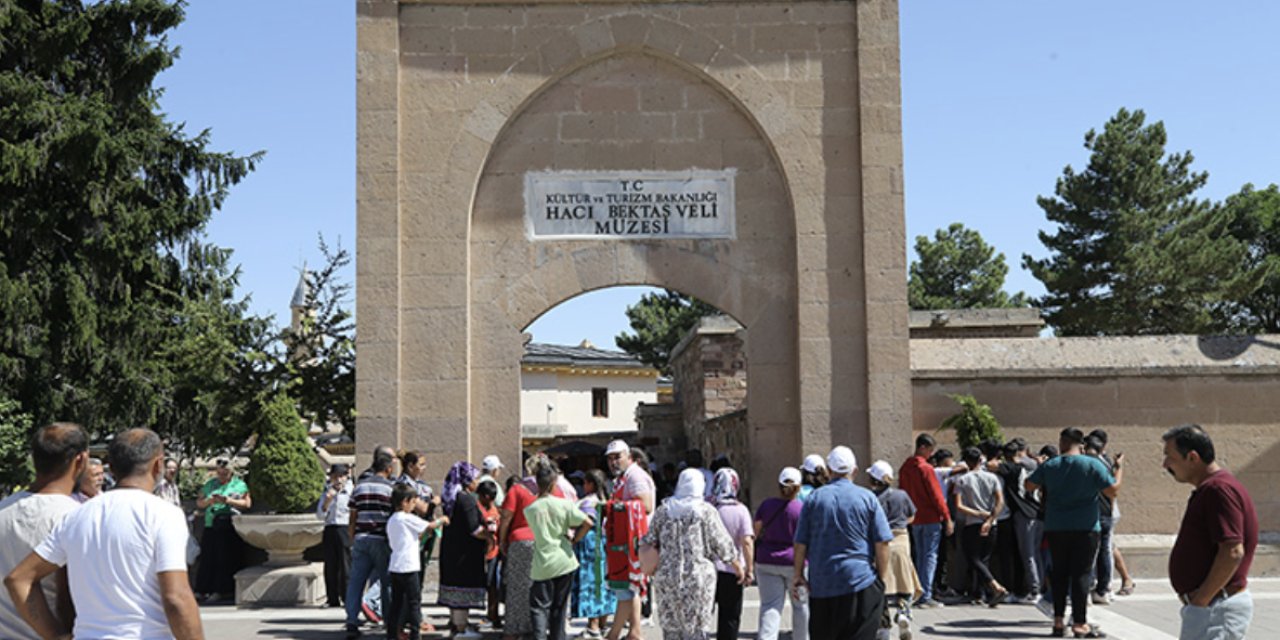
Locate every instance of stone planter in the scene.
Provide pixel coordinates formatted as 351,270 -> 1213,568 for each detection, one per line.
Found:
231,514 -> 326,607
232,513 -> 324,566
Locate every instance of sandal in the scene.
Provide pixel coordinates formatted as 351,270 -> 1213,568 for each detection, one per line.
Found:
1073,625 -> 1106,638
1117,582 -> 1135,596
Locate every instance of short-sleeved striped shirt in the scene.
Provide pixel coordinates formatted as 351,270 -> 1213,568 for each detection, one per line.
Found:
351,475 -> 394,540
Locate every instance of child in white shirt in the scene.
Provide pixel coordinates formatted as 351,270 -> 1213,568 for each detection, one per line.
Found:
387,483 -> 448,640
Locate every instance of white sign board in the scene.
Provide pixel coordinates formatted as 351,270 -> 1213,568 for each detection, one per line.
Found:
524,170 -> 736,240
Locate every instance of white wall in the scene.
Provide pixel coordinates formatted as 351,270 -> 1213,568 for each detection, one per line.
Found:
520,369 -> 656,437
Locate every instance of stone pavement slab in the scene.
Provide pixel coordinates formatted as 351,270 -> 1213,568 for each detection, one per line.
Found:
202,578 -> 1280,639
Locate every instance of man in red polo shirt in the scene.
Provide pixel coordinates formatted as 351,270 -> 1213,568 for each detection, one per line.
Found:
1163,424 -> 1257,640
898,434 -> 952,607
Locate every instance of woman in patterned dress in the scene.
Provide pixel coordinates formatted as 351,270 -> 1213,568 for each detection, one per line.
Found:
640,468 -> 745,640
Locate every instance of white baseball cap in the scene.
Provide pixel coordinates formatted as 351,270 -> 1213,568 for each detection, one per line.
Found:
868,460 -> 894,483
482,455 -> 504,472
801,454 -> 825,474
605,440 -> 630,456
827,446 -> 857,475
778,467 -> 802,486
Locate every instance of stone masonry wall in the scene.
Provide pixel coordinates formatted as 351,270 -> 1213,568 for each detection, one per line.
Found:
912,335 -> 1280,536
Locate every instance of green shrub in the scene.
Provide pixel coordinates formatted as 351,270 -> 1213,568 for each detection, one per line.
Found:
938,394 -> 1004,450
246,391 -> 324,513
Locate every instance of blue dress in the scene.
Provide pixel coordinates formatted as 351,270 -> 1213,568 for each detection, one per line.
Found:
571,499 -> 617,618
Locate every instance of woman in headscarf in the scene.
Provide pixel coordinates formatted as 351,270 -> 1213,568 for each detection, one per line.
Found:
640,468 -> 745,640
438,461 -> 489,637
711,468 -> 754,640
571,469 -> 616,638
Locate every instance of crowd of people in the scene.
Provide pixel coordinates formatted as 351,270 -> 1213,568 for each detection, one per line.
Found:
0,421 -> 1257,640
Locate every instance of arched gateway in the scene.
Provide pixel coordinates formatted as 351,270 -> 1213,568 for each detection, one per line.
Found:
356,0 -> 911,499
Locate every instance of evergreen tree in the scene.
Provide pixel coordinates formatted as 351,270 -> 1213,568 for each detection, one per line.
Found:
282,238 -> 355,434
0,1 -> 263,440
1023,108 -> 1261,335
1222,184 -> 1280,332
245,390 -> 324,513
908,223 -> 1027,310
615,290 -> 717,373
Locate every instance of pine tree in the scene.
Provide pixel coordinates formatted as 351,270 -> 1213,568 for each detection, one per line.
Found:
908,223 -> 1027,310
1023,108 -> 1261,335
1222,184 -> 1280,332
615,290 -> 717,373
0,0 -> 262,439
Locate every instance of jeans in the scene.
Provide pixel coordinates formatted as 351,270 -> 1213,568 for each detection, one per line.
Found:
387,571 -> 422,640
1013,512 -> 1043,596
757,564 -> 808,640
715,571 -> 744,640
909,523 -> 942,602
1047,531 -> 1099,626
1179,590 -> 1253,640
1093,516 -> 1114,595
530,571 -> 574,640
346,536 -> 392,627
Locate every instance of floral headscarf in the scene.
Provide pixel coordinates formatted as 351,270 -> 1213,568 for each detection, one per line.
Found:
712,468 -> 740,505
442,461 -> 479,516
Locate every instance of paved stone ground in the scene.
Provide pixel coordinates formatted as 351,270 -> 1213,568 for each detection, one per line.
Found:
201,577 -> 1280,639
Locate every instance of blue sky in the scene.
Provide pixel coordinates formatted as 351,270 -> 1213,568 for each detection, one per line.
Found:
160,1 -> 1280,350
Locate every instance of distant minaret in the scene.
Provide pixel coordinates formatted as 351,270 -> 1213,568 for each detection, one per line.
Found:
289,267 -> 316,362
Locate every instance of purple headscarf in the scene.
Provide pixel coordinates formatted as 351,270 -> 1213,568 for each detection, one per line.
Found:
442,461 -> 479,516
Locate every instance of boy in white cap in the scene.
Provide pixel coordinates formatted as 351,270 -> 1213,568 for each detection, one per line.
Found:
868,461 -> 921,640
799,454 -> 827,501
793,446 -> 892,640
479,455 -> 506,507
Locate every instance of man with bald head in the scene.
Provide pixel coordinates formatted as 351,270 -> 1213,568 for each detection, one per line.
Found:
6,428 -> 204,639
0,423 -> 88,639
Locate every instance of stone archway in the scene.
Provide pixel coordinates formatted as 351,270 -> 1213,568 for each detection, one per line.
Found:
468,50 -> 799,497
355,1 -> 911,497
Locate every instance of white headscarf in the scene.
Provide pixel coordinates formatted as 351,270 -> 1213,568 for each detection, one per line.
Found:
666,468 -> 706,519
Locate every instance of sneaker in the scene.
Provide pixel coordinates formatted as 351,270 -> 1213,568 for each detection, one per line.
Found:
914,598 -> 944,609
344,623 -> 363,639
1091,591 -> 1112,605
361,601 -> 383,624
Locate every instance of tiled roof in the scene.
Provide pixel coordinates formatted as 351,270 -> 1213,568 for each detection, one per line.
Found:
522,342 -> 650,369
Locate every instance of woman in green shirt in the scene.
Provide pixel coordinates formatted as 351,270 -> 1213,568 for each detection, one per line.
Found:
194,459 -> 253,603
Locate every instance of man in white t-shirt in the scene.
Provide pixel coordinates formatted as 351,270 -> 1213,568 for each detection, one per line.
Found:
5,428 -> 204,640
0,422 -> 88,639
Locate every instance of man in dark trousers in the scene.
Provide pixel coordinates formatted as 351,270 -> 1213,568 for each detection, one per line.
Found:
1163,424 -> 1257,640
793,446 -> 892,640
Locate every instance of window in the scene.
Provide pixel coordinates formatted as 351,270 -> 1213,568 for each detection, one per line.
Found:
591,387 -> 609,418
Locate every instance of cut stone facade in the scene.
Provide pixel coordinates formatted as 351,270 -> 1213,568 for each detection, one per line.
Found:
356,0 -> 912,501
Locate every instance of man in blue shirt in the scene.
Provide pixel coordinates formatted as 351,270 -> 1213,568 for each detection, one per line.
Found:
793,446 -> 893,640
